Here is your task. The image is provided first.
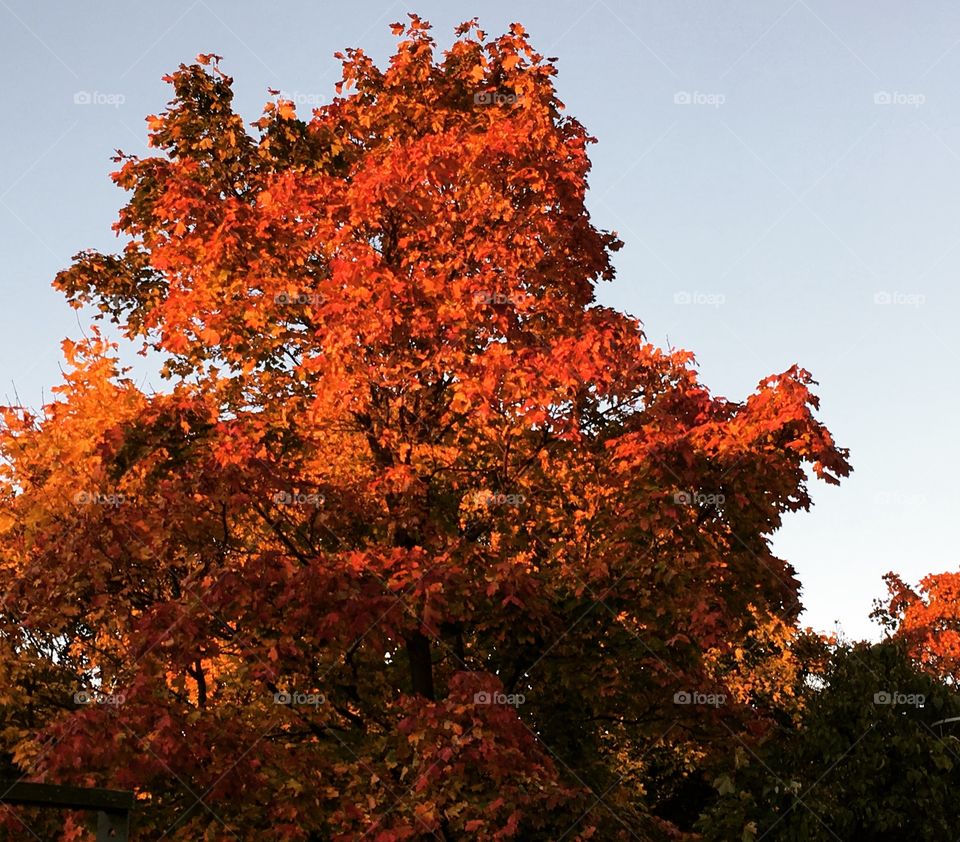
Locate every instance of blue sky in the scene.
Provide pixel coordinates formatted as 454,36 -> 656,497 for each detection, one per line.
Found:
1,0 -> 957,641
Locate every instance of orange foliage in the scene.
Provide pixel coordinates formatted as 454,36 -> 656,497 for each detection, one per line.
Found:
880,572 -> 960,683
0,16 -> 850,840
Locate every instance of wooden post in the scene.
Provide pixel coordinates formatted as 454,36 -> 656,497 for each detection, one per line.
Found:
96,807 -> 130,841
0,781 -> 133,841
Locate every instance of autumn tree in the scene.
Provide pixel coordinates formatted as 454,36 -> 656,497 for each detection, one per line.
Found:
876,572 -> 960,686
698,638 -> 960,841
0,16 -> 850,840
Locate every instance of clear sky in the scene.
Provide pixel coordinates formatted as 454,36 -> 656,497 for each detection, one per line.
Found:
1,0 -> 957,642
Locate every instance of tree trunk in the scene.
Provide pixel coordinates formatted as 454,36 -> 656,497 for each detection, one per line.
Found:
406,630 -> 434,700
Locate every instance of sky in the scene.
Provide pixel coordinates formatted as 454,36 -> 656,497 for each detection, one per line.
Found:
1,0 -> 957,642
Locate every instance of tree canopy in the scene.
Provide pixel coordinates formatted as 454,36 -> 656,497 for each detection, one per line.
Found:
0,15 -> 881,842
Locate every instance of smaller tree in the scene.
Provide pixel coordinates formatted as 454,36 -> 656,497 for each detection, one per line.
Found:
876,571 -> 960,683
697,638 -> 960,841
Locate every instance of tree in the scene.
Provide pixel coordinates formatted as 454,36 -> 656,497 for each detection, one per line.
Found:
698,638 -> 960,841
0,16 -> 850,840
876,572 -> 960,684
